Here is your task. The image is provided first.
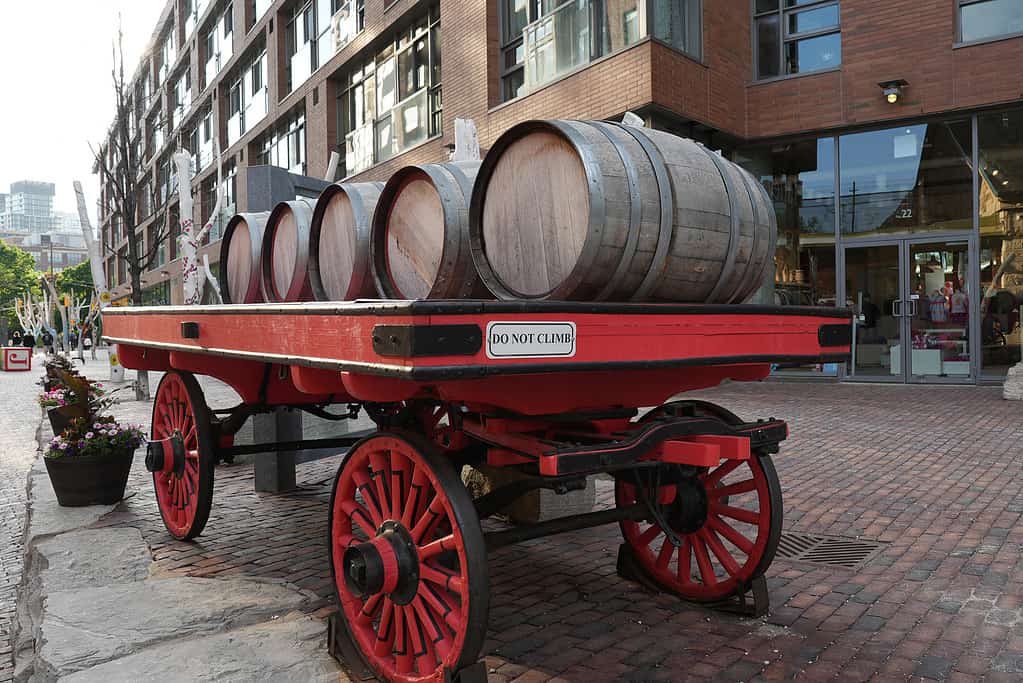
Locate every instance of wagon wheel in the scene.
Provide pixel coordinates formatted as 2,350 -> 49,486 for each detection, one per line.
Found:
328,431 -> 488,682
147,371 -> 216,541
616,453 -> 782,602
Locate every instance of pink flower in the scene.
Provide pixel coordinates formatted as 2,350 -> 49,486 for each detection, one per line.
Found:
85,432 -> 94,439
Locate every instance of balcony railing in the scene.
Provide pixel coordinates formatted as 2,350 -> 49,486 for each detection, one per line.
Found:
221,31 -> 234,65
205,56 -> 220,92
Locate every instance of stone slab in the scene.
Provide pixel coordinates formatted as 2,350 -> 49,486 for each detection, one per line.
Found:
35,527 -> 151,591
24,458 -> 123,542
36,577 -> 312,678
61,614 -> 343,683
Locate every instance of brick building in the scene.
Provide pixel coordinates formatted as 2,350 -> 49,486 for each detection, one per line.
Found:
96,0 -> 1023,383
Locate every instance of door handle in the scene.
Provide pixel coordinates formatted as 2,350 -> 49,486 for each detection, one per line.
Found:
892,299 -> 903,317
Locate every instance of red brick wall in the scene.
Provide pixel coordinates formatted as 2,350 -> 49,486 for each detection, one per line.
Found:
746,0 -> 1023,139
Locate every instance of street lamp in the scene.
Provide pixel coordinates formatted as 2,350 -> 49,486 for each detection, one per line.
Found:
878,79 -> 908,104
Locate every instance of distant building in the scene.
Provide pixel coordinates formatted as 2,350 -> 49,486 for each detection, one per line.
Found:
0,180 -> 88,272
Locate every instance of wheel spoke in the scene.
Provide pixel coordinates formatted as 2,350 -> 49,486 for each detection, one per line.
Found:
340,500 -> 377,537
404,604 -> 433,675
390,456 -> 411,527
700,528 -> 741,576
707,515 -> 755,554
692,534 -> 717,587
714,504 -> 761,525
393,603 -> 413,674
418,534 -> 457,562
421,564 -> 464,595
677,536 -> 693,584
401,464 -> 430,529
410,495 -> 445,544
655,537 -> 674,570
703,459 -> 741,487
369,451 -> 393,520
713,478 -> 756,499
419,582 -> 460,633
373,598 -> 396,657
352,469 -> 384,527
356,594 -> 383,627
636,524 -> 662,549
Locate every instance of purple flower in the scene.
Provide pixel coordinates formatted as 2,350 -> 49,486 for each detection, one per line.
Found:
85,432 -> 94,439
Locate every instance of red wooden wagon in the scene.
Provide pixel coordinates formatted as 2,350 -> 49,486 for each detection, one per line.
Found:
104,300 -> 851,682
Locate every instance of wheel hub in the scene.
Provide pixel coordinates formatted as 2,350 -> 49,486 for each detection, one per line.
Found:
145,432 -> 186,476
667,477 -> 709,534
343,521 -> 420,605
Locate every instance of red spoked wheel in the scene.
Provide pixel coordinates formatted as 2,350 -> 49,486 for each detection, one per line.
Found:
616,454 -> 782,602
329,431 -> 488,682
149,371 -> 215,541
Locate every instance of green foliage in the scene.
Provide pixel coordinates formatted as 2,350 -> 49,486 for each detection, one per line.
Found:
0,240 -> 42,330
55,260 -> 94,298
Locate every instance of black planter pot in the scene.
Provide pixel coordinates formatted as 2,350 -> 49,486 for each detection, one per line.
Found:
47,408 -> 72,436
43,447 -> 134,507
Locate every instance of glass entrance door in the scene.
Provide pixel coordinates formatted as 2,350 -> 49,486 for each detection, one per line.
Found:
844,237 -> 974,382
846,243 -> 903,379
905,239 -> 972,382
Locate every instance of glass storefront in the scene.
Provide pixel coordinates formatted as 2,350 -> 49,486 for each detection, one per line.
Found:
736,107 -> 1023,383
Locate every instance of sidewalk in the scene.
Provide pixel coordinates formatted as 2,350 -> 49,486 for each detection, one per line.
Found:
12,352 -> 1023,680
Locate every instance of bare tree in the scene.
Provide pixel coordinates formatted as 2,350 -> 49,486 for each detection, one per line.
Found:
91,23 -> 171,400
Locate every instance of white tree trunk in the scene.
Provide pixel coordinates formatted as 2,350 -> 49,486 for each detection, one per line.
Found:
449,119 -> 481,162
174,141 -> 224,306
42,278 -> 69,354
74,181 -> 124,380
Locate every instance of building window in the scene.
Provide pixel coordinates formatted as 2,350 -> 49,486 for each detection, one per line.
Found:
336,6 -> 440,177
500,0 -> 698,101
959,0 -> 1023,43
978,108 -> 1023,377
255,110 -> 307,174
754,0 -> 841,80
226,45 -> 268,147
838,121 -> 973,237
286,2 -> 316,93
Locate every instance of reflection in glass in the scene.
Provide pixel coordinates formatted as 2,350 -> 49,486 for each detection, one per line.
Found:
735,137 -> 837,374
788,4 -> 839,34
785,32 -> 841,74
756,14 -> 781,79
839,121 -> 973,236
979,108 -> 1023,376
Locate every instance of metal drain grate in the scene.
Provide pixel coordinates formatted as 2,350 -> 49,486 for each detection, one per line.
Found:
775,532 -> 885,569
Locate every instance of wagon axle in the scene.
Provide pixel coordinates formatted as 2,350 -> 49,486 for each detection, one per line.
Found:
343,521 -> 420,606
145,433 -> 187,476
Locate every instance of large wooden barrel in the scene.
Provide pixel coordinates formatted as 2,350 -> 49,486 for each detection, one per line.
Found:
371,161 -> 483,299
468,120 -> 775,303
220,212 -> 269,304
260,198 -> 315,302
309,182 -> 385,301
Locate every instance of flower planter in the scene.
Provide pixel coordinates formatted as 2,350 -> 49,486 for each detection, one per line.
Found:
46,408 -> 73,436
43,447 -> 135,507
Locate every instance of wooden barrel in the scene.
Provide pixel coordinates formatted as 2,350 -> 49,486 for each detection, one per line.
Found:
468,120 -> 776,303
220,212 -> 269,304
260,198 -> 315,302
371,161 -> 483,299
309,182 -> 385,301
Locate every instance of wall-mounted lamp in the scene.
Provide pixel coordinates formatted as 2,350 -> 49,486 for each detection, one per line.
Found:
878,79 -> 908,104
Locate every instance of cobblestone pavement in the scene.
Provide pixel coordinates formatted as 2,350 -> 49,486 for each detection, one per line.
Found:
0,354 -> 42,683
54,357 -> 1023,680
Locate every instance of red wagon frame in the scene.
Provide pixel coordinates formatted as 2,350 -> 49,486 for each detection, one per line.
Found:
105,300 -> 851,683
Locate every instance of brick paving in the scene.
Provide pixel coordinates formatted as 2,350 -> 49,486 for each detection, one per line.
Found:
41,357 -> 1023,680
0,353 -> 42,683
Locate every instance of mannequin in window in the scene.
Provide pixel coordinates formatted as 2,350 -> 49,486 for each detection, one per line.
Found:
928,289 -> 948,324
949,286 -> 968,327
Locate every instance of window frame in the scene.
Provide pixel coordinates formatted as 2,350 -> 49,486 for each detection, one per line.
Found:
753,0 -> 842,82
956,0 -> 1023,45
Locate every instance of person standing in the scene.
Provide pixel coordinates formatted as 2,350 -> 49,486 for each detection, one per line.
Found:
41,330 -> 54,355
22,331 -> 35,351
11,330 -> 21,347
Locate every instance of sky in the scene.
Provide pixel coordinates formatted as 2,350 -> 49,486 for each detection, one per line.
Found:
0,1 -> 164,222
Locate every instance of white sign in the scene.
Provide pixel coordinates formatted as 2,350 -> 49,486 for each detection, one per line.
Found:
486,321 -> 577,359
